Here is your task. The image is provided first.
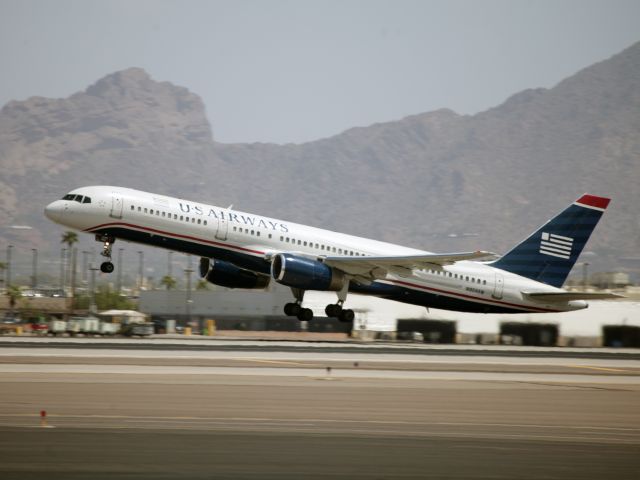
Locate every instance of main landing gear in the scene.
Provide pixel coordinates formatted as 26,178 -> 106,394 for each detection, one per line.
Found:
325,303 -> 355,323
283,284 -> 355,323
283,288 -> 314,321
96,234 -> 115,273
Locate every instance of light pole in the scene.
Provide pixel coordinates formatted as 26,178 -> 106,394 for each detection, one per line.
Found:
60,248 -> 66,292
185,256 -> 193,328
31,248 -> 38,290
116,248 -> 124,294
137,251 -> 144,293
89,263 -> 99,314
583,262 -> 590,291
69,248 -> 77,314
82,250 -> 90,285
6,245 -> 13,288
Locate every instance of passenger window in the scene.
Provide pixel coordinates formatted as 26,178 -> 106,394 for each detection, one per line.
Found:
131,205 -> 135,210
162,212 -> 166,217
138,207 -> 141,212
257,231 -> 260,237
297,240 -> 301,245
303,241 -> 307,247
150,209 -> 154,215
280,236 -> 283,241
180,216 -> 183,221
204,220 -> 207,226
268,234 -> 272,239
157,211 -> 160,216
144,208 -> 148,214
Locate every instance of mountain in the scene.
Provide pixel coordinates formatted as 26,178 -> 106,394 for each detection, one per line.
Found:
1,42 -> 639,279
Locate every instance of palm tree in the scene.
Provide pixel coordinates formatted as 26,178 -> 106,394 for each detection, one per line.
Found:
7,285 -> 21,315
160,275 -> 177,290
61,231 -> 78,291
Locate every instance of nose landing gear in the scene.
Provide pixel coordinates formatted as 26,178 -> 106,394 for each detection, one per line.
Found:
96,234 -> 115,273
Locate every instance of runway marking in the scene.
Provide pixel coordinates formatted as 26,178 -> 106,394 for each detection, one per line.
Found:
237,357 -> 324,367
568,365 -> 628,373
1,414 -> 639,432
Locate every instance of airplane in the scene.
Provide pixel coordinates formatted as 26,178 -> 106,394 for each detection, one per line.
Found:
44,187 -> 619,321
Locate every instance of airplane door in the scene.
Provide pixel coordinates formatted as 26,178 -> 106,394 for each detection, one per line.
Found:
493,272 -> 504,299
215,213 -> 228,241
110,194 -> 123,219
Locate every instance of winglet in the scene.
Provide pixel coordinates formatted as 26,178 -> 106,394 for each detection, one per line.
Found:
575,194 -> 610,211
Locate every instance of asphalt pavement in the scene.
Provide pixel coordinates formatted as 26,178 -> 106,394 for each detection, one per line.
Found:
0,340 -> 638,479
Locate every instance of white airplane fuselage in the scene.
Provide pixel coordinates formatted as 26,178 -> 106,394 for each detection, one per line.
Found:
45,186 -> 592,315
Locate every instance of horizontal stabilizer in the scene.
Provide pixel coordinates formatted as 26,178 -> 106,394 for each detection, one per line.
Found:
523,291 -> 624,302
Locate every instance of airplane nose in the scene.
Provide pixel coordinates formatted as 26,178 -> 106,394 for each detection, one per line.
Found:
44,201 -> 63,223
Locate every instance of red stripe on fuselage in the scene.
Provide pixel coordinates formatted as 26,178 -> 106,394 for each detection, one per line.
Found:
86,222 -> 265,256
88,222 -> 560,313
386,279 -> 561,313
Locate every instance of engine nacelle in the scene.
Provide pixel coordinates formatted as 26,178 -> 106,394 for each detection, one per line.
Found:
271,253 -> 345,291
201,258 -> 270,289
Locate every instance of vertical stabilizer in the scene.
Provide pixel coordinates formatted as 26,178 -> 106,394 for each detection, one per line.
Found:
491,194 -> 610,287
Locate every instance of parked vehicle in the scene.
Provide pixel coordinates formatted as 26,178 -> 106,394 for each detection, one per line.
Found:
121,322 -> 154,337
99,322 -> 120,336
48,319 -> 67,336
66,316 -> 101,336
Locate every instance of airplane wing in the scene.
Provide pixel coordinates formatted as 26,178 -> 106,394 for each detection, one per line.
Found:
322,251 -> 497,279
522,291 -> 625,302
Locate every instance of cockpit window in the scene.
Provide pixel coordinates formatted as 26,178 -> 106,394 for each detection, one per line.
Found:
62,193 -> 91,203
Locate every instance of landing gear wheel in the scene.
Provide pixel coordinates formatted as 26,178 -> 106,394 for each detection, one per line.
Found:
100,261 -> 114,274
325,304 -> 343,318
297,308 -> 313,322
284,303 -> 301,317
339,309 -> 355,323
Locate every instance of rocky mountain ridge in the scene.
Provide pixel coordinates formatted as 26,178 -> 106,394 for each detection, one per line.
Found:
1,42 -> 639,277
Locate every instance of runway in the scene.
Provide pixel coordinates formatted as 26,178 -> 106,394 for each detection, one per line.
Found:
0,339 -> 639,479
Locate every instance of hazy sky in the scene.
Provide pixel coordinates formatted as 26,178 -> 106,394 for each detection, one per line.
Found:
1,0 -> 639,144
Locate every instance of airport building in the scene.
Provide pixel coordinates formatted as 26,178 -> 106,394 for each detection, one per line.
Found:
137,284 -> 640,347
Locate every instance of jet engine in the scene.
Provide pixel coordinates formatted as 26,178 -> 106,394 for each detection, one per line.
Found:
199,258 -> 270,289
271,253 -> 345,291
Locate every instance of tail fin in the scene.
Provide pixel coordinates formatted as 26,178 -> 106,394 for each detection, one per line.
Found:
491,194 -> 610,287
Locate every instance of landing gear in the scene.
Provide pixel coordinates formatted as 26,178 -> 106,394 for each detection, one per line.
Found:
283,288 -> 314,321
283,281 -> 355,323
325,281 -> 354,323
325,302 -> 354,323
100,262 -> 114,273
96,234 -> 115,274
